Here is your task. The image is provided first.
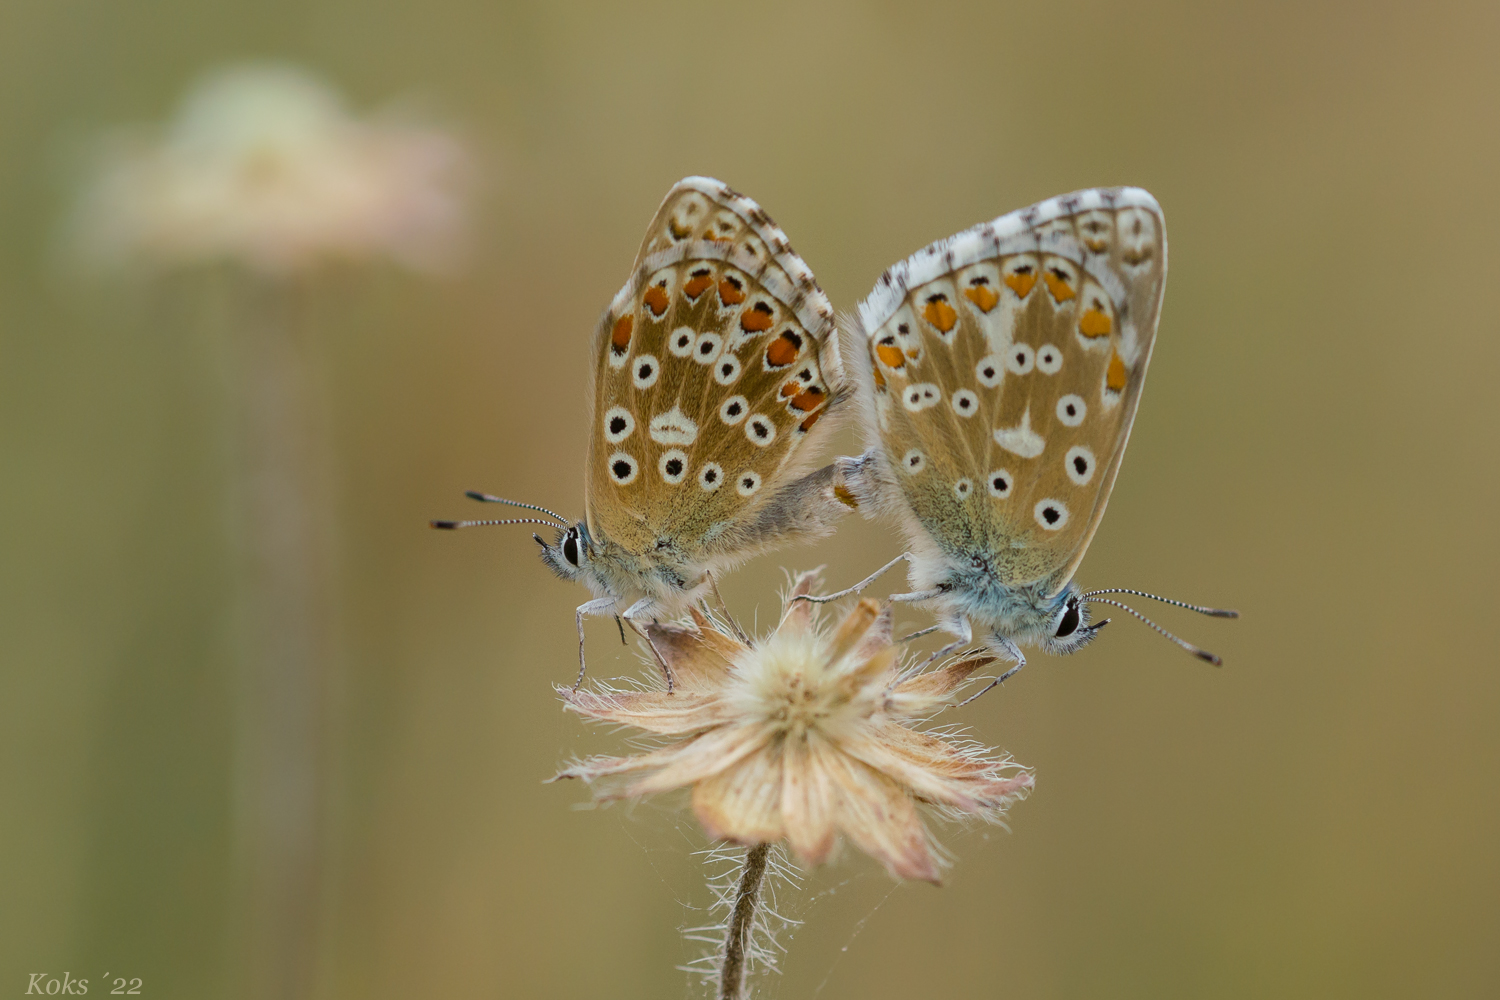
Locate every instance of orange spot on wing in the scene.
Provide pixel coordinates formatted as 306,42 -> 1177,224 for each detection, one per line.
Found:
643,284 -> 670,317
1043,269 -> 1076,302
875,343 -> 905,368
789,387 -> 825,412
718,277 -> 746,306
682,270 -> 713,299
833,483 -> 858,508
780,381 -> 799,397
610,315 -> 633,353
1004,271 -> 1036,298
872,364 -> 886,389
669,220 -> 691,240
923,296 -> 958,333
740,302 -> 774,333
765,332 -> 801,367
1079,306 -> 1112,338
965,285 -> 1000,312
1107,350 -> 1128,392
798,409 -> 824,433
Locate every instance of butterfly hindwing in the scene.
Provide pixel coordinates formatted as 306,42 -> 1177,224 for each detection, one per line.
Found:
586,178 -> 844,562
860,188 -> 1166,595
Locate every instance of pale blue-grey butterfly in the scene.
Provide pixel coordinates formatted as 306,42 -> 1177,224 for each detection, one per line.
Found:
812,187 -> 1234,695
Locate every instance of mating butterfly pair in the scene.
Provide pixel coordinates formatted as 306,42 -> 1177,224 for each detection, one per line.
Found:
434,177 -> 1234,688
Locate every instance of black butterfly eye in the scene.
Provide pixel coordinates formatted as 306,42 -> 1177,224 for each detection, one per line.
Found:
562,530 -> 580,567
1056,602 -> 1081,638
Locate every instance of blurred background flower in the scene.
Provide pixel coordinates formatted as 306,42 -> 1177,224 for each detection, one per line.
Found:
68,63 -> 470,275
56,61 -> 473,1000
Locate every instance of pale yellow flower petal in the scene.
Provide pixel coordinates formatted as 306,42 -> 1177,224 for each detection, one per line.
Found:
826,598 -> 880,666
642,621 -> 743,694
774,569 -> 823,638
692,742 -> 785,845
781,734 -> 837,866
818,742 -> 939,883
560,688 -> 726,734
886,656 -> 994,717
627,723 -> 767,797
841,723 -> 1027,810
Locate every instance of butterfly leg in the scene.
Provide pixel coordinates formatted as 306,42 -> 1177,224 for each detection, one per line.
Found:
573,597 -> 621,690
957,635 -> 1026,707
620,597 -> 676,692
795,554 -> 912,605
915,614 -> 974,670
702,570 -> 750,644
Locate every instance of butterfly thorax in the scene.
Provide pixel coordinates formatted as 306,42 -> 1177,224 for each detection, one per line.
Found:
538,520 -> 708,614
915,550 -> 1073,641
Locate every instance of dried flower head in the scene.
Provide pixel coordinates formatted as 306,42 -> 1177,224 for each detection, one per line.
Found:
69,63 -> 470,275
557,571 -> 1033,883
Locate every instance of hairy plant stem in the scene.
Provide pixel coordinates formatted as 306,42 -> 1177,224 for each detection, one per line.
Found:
718,843 -> 771,1000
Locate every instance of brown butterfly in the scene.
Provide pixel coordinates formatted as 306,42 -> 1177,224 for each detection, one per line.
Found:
436,178 -> 854,684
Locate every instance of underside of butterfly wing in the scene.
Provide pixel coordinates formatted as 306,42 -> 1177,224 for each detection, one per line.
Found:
584,178 -> 847,595
856,188 -> 1167,598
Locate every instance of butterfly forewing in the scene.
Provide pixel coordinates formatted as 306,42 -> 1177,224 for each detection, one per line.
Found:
587,178 -> 843,558
862,188 -> 1166,595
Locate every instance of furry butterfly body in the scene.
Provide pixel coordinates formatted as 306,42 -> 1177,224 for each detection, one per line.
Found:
440,177 -> 852,682
833,187 -> 1198,676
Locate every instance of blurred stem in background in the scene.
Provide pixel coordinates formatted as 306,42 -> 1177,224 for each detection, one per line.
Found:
65,62 -> 472,999
227,275 -> 333,1000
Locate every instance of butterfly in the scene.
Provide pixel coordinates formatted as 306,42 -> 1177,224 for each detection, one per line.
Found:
816,187 -> 1234,692
434,177 -> 854,685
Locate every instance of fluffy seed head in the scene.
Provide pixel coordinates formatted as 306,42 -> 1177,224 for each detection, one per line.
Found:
556,570 -> 1033,883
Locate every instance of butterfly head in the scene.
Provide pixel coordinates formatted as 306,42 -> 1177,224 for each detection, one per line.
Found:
535,522 -> 593,582
1034,583 -> 1109,656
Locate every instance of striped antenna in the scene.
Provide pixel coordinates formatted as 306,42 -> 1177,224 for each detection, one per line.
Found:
1084,597 -> 1225,665
431,517 -> 562,531
1081,588 -> 1238,618
463,491 -> 569,527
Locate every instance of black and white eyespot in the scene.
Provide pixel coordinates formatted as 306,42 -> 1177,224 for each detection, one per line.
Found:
697,462 -> 723,491
561,529 -> 581,567
736,470 -> 763,496
1055,601 -> 1081,637
1065,445 -> 1096,485
602,405 -> 634,444
1034,498 -> 1069,530
607,451 -> 639,486
987,469 -> 1013,498
693,331 -> 723,364
632,354 -> 660,389
1006,343 -> 1035,375
668,326 -> 696,358
719,395 -> 749,425
903,383 -> 941,412
745,414 -> 776,446
951,389 -> 980,418
714,353 -> 742,386
954,478 -> 973,500
1056,394 -> 1086,426
1036,343 -> 1063,375
976,355 -> 1004,388
658,449 -> 688,484
902,449 -> 927,474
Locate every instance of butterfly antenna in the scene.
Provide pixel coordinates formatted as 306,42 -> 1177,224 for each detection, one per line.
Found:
1081,588 -> 1239,618
463,491 -> 569,527
1084,597 -> 1225,666
430,517 -> 563,531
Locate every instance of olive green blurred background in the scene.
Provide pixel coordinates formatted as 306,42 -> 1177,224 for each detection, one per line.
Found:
4,1 -> 1498,997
